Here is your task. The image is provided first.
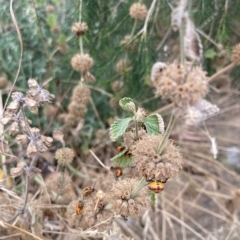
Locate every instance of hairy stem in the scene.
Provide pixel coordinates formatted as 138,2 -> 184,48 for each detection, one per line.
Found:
157,113 -> 175,154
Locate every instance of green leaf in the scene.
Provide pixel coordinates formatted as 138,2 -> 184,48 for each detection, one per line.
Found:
119,97 -> 136,113
109,118 -> 132,141
111,149 -> 134,168
46,14 -> 57,27
143,114 -> 164,135
204,49 -> 217,59
57,34 -> 66,45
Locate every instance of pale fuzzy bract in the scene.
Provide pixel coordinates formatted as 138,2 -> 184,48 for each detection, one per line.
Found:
184,15 -> 202,62
171,0 -> 188,31
150,62 -> 167,82
185,99 -> 219,126
132,135 -> 182,182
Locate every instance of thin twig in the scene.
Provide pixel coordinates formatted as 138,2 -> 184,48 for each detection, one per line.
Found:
89,150 -> 109,170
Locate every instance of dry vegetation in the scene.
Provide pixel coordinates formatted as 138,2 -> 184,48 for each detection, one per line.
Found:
0,0 -> 240,239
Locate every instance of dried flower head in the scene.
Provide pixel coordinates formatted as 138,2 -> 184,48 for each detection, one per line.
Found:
45,172 -> 76,204
152,62 -> 208,107
0,139 -> 10,154
111,80 -> 123,92
71,53 -> 94,73
151,62 -> 167,82
25,128 -> 53,157
45,5 -> 55,13
120,35 -> 138,51
132,135 -> 182,182
10,162 -> 26,178
109,178 -> 151,218
55,147 -> 75,165
123,128 -> 147,152
115,58 -> 130,74
231,43 -> 240,65
51,26 -> 60,34
129,3 -> 148,20
71,22 -> 88,36
53,130 -> 64,143
0,75 -> 8,89
43,105 -> 57,118
71,83 -> 91,104
27,79 -> 55,106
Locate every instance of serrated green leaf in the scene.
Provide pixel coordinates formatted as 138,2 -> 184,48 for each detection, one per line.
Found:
204,49 -> 217,59
111,149 -> 134,168
109,118 -> 132,141
46,14 -> 57,27
119,97 -> 136,113
143,114 -> 164,135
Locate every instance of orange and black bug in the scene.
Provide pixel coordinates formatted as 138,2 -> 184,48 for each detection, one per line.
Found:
116,146 -> 125,153
82,186 -> 95,197
148,181 -> 165,194
76,200 -> 84,215
110,166 -> 123,179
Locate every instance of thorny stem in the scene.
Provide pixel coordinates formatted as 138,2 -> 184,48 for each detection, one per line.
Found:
157,113 -> 176,154
130,177 -> 147,199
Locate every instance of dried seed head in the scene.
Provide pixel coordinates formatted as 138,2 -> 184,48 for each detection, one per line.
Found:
84,71 -> 96,83
53,130 -> 64,143
0,75 -> 8,89
45,172 -> 76,204
129,3 -> 148,20
45,5 -> 55,13
8,122 -> 19,135
51,26 -> 60,34
231,43 -> 240,65
55,147 -> 75,165
10,167 -> 24,178
71,83 -> 91,104
43,105 -> 58,118
115,58 -> 130,74
120,35 -> 138,51
123,128 -> 147,152
152,62 -> 208,107
6,101 -> 19,116
27,79 -> 55,105
71,53 -> 94,73
27,141 -> 37,158
71,22 -> 88,36
111,80 -> 123,92
132,135 -> 182,182
0,140 -> 10,154
109,178 -> 151,218
16,134 -> 29,145
24,97 -> 38,113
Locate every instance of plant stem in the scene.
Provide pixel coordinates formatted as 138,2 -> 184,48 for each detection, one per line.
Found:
134,114 -> 139,140
179,20 -> 185,67
130,177 -> 147,199
157,113 -> 175,154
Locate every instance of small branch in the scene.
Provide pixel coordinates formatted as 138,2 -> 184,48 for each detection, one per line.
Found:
89,150 -> 109,170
